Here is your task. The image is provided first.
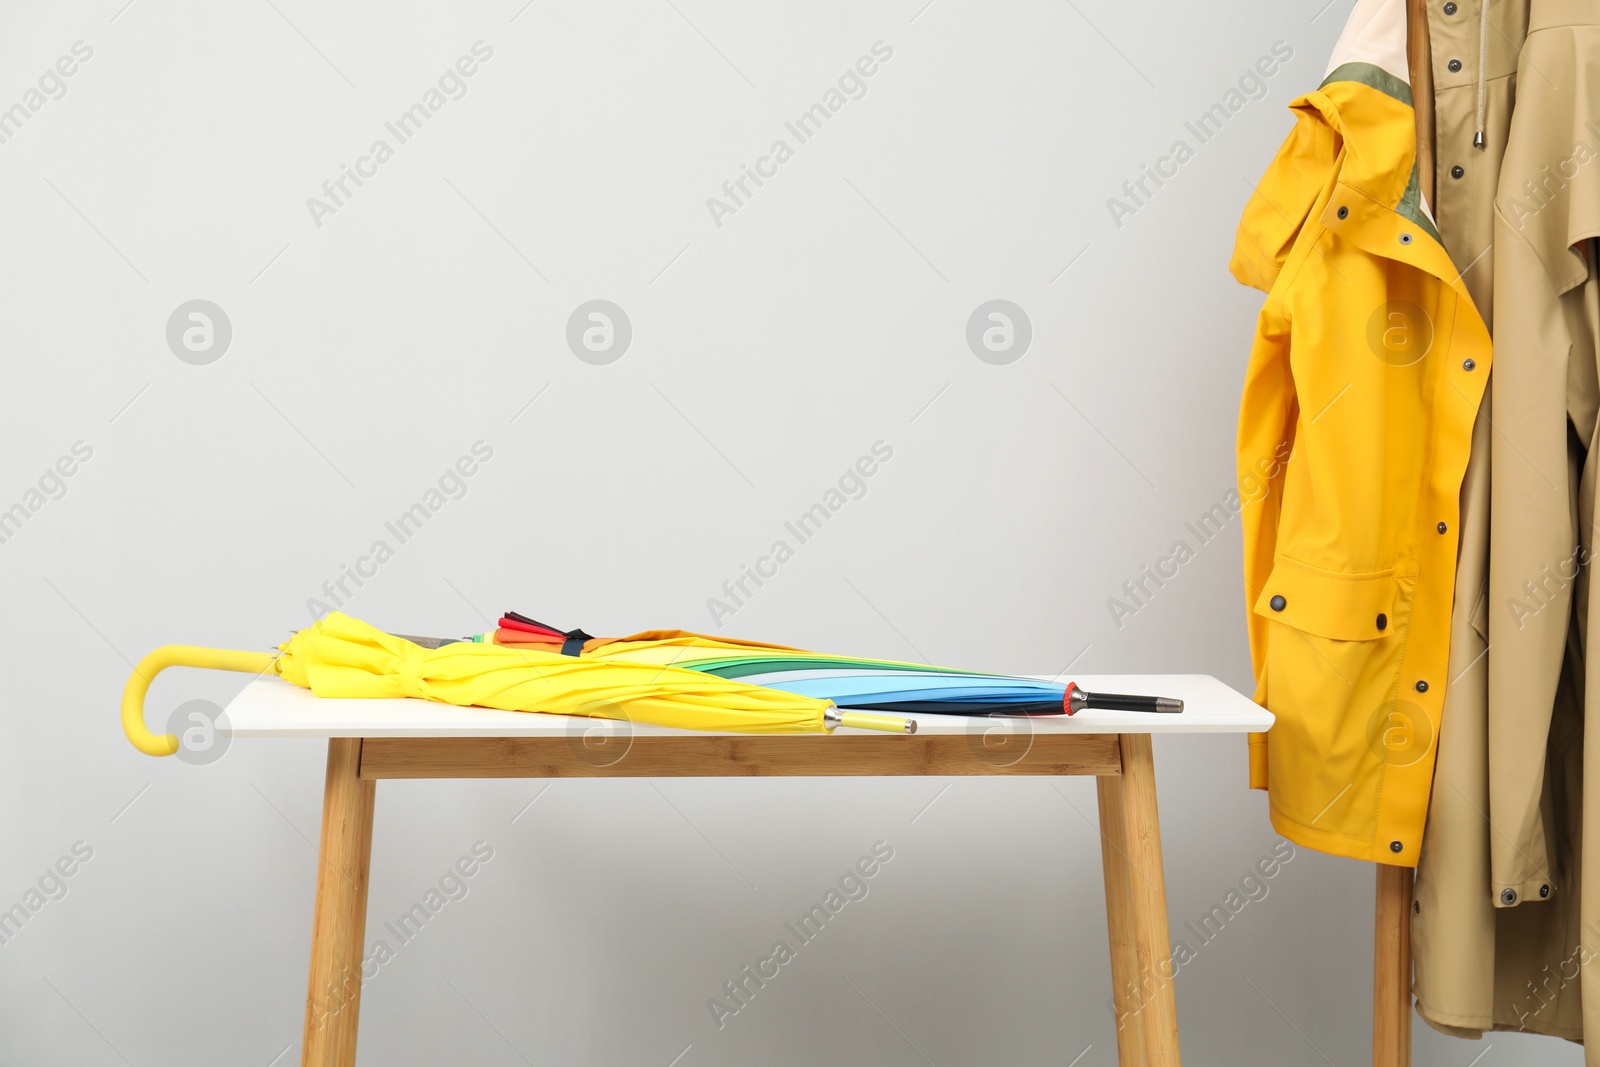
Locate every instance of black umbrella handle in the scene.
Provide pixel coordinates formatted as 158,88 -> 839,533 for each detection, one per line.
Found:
1065,682 -> 1183,716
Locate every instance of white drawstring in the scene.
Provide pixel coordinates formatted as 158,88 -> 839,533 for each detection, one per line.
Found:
1474,0 -> 1490,148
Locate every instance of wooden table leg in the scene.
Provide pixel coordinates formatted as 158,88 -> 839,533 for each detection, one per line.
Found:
1097,734 -> 1180,1066
301,739 -> 376,1067
1098,770 -> 1150,1067
1373,864 -> 1413,1067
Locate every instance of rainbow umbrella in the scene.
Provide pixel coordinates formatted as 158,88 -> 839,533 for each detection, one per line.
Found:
489,615 -> 1182,717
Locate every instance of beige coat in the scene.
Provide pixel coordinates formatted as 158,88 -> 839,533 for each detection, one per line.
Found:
1411,0 -> 1529,1038
1413,0 -> 1600,1047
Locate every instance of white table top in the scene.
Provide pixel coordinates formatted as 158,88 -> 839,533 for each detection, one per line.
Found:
223,674 -> 1271,738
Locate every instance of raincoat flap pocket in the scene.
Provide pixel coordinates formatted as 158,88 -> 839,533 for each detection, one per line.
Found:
1253,557 -> 1397,642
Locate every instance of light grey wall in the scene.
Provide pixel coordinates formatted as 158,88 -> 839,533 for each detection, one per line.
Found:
0,1 -> 1572,1064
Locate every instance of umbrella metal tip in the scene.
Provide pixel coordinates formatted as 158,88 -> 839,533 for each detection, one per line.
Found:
904,718 -> 917,734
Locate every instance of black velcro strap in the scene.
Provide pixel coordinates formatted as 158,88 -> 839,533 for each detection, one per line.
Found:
505,610 -> 592,656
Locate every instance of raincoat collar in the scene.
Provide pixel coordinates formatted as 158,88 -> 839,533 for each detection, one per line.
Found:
1315,0 -> 1431,220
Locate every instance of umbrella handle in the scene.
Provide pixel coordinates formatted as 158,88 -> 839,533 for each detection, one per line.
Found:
122,645 -> 277,756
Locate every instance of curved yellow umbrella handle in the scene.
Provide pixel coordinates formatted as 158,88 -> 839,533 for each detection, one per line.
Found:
122,645 -> 277,756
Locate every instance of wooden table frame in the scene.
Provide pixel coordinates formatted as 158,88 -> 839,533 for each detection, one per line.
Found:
297,730 -> 1183,1066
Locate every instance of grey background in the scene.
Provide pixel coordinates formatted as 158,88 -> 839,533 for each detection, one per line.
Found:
0,1 -> 1570,1064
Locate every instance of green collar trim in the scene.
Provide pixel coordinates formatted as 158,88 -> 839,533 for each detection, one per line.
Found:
1317,63 -> 1439,244
1395,163 -> 1442,244
1320,62 -> 1413,108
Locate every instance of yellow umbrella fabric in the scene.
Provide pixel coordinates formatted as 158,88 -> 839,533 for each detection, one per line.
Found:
273,613 -> 832,734
566,630 -> 808,666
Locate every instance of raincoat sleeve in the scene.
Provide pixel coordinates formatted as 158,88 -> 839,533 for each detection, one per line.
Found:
1229,92 -> 1339,790
1235,301 -> 1295,790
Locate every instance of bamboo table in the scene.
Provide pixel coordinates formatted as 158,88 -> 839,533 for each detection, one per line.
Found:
221,672 -> 1273,1067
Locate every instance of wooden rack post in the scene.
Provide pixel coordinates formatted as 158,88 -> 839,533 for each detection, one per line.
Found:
1373,864 -> 1414,1066
1374,5 -> 1433,1066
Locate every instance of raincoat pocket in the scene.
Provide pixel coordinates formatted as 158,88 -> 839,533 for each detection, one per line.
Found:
1253,556 -> 1415,851
1252,556 -> 1401,642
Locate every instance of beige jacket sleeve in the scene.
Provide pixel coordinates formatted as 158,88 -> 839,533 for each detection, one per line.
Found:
1485,0 -> 1600,908
1485,206 -> 1576,906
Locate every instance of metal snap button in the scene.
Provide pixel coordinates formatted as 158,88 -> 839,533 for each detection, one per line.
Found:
1448,59 -> 1462,72
1437,521 -> 1448,533
1463,358 -> 1476,371
1376,613 -> 1388,631
1415,680 -> 1429,693
1502,888 -> 1517,904
1540,885 -> 1550,898
1337,206 -> 1349,219
1399,233 -> 1413,245
1451,165 -> 1464,178
1443,1 -> 1457,12
1269,595 -> 1286,611
1390,841 -> 1403,853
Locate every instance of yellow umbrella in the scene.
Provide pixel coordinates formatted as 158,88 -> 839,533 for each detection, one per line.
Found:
121,613 -> 913,756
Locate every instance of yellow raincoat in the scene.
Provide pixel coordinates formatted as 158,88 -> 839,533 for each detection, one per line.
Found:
1231,0 -> 1492,865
